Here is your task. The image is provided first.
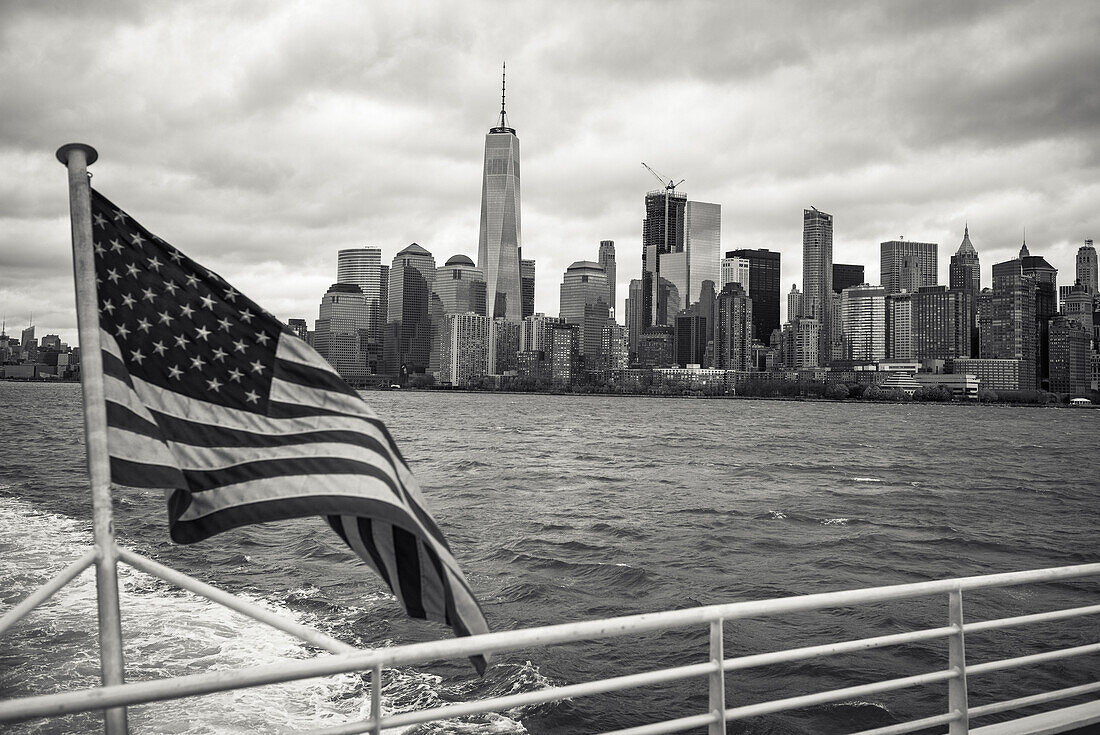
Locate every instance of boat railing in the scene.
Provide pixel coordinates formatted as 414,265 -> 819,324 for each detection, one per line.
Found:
2,555 -> 1099,735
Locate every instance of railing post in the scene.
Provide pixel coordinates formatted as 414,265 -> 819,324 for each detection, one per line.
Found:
709,618 -> 726,735
370,663 -> 383,735
948,589 -> 969,734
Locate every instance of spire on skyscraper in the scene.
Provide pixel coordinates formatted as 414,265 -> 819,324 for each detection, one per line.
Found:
956,223 -> 977,255
491,62 -> 515,134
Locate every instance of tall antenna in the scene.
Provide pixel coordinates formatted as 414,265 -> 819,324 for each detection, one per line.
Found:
499,61 -> 507,129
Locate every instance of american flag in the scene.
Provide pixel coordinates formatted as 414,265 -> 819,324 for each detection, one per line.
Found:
88,188 -> 489,663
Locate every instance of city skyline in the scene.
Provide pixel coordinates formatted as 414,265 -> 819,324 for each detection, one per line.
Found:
2,2 -> 1099,347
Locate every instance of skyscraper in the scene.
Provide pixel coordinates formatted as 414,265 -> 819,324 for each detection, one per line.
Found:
832,264 -> 864,295
728,249 -> 780,343
720,256 -> 750,293
520,258 -> 536,318
949,225 -> 980,357
641,188 -> 687,328
598,240 -> 616,315
1020,244 -> 1057,388
980,259 -> 1037,390
625,278 -> 644,362
684,201 -> 721,308
477,68 -> 522,321
313,283 -> 370,381
384,243 -> 436,378
559,261 -> 610,368
802,208 -> 833,364
787,284 -> 803,324
337,247 -> 385,345
839,284 -> 886,362
910,286 -> 972,360
429,254 -> 486,373
715,282 -> 753,370
439,313 -> 491,387
1076,239 -> 1097,295
881,239 -> 938,295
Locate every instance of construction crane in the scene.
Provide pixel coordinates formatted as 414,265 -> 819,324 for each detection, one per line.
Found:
641,162 -> 684,192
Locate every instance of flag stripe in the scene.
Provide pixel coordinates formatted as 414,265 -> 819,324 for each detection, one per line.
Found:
106,400 -> 164,440
274,356 -> 359,397
112,455 -> 187,489
334,516 -> 394,591
417,540 -> 448,623
182,456 -> 401,494
392,526 -> 425,618
165,442 -> 403,481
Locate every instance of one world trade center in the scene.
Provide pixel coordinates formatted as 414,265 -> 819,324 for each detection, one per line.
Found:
477,66 -> 523,321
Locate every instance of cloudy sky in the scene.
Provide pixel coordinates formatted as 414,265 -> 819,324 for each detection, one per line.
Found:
2,0 -> 1099,346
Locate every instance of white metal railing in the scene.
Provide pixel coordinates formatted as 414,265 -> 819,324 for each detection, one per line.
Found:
2,558 -> 1099,734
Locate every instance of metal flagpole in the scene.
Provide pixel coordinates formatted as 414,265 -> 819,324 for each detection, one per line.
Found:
56,143 -> 129,734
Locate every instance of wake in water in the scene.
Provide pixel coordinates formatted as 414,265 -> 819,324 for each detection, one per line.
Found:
0,493 -> 543,734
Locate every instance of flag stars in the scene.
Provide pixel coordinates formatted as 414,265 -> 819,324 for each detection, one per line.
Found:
152,341 -> 167,356
120,292 -> 136,308
130,232 -> 146,248
110,239 -> 124,253
167,249 -> 182,263
179,304 -> 195,319
206,378 -> 223,392
232,339 -> 248,354
255,331 -> 271,346
211,347 -> 227,362
136,318 -> 151,333
244,390 -> 260,404
93,213 -> 107,228
102,299 -> 116,315
194,325 -> 211,341
185,274 -> 200,288
224,287 -> 239,302
116,323 -> 131,339
190,355 -> 206,370
158,311 -> 174,326
107,268 -> 121,284
125,263 -> 140,278
130,348 -> 146,365
94,241 -> 106,256
112,209 -> 129,224
141,287 -> 157,303
167,365 -> 183,380
250,360 -> 266,374
163,281 -> 179,296
147,255 -> 162,271
239,308 -> 254,324
199,294 -> 216,310
174,333 -> 190,349
227,367 -> 244,382
217,317 -> 232,332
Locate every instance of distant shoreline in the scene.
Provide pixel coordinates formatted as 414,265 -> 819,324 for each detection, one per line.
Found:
5,377 -> 1093,409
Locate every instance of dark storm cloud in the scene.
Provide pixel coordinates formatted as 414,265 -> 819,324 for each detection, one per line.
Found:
1,1 -> 1097,342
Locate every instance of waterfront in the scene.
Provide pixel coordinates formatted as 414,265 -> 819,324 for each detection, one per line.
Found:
1,382 -> 1098,734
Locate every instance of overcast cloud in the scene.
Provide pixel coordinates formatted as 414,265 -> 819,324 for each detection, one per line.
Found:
2,0 -> 1098,345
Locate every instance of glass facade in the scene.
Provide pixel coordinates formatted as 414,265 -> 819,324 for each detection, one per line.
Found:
685,201 -> 721,309
803,209 -> 833,364
384,243 -> 436,378
559,261 -> 610,365
839,284 -> 886,362
478,127 -> 523,321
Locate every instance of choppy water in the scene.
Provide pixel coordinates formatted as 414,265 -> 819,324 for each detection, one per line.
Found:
1,382 -> 1098,734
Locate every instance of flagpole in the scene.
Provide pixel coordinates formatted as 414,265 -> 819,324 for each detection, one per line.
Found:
56,143 -> 129,735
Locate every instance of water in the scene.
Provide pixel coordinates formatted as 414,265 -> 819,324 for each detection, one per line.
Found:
1,382 -> 1098,734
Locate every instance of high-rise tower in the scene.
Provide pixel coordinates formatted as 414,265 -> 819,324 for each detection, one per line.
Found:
1077,239 -> 1097,295
949,225 -> 981,356
477,65 -> 523,321
802,208 -> 833,364
599,240 -> 616,315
